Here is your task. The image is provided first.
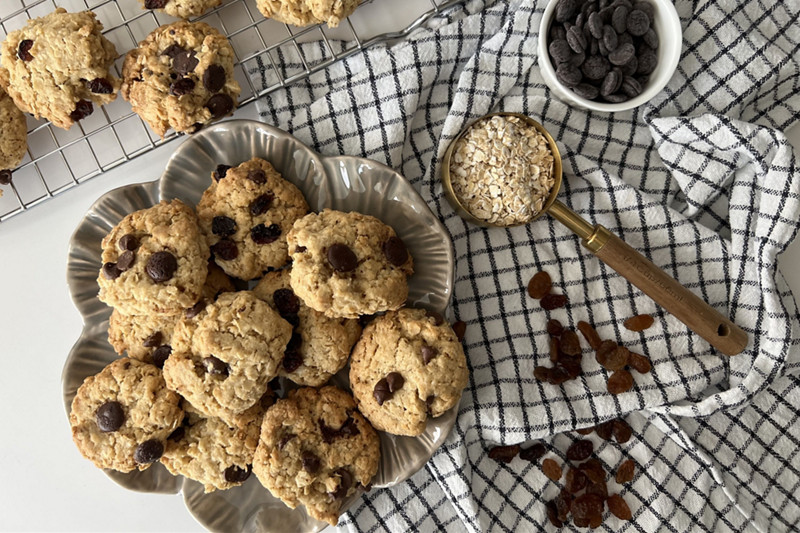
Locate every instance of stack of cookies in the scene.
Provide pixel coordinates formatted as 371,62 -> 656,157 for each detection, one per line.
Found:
70,156 -> 469,526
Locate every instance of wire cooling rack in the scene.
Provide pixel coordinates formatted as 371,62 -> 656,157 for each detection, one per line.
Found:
0,0 -> 466,222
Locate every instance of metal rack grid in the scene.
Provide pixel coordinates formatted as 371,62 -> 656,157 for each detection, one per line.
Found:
0,0 -> 466,222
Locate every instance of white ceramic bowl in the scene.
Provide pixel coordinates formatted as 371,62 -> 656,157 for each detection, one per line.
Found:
538,0 -> 682,112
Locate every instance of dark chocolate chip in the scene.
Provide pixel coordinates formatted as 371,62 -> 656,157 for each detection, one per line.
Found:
172,50 -> 199,75
612,6 -> 628,33
167,426 -> 185,442
329,468 -> 352,501
421,344 -> 438,365
143,331 -> 163,348
373,378 -> 391,405
556,63 -> 582,88
170,77 -> 195,96
582,55 -> 610,80
602,25 -> 618,50
603,92 -> 628,103
556,0 -> 578,22
69,99 -> 94,122
152,345 -> 172,368
382,236 -> 408,266
600,68 -> 623,96
249,193 -> 274,216
251,223 -> 281,244
102,262 -> 121,280
282,332 -> 303,372
550,25 -> 567,42
205,94 -> 233,119
277,433 -> 295,450
190,122 -> 204,134
88,78 -> 114,94
587,12 -> 604,39
211,239 -> 238,260
426,310 -> 445,325
273,288 -> 300,316
96,401 -> 125,432
327,243 -> 357,272
573,83 -> 600,100
637,51 -> 658,75
212,215 -> 237,237
567,25 -> 587,54
247,169 -> 266,184
386,371 -> 404,392
301,451 -> 321,474
203,64 -> 226,92
620,55 -> 638,76
548,39 -> 572,64
626,9 -> 650,36
185,299 -> 206,319
146,251 -> 178,282
319,415 -> 360,444
0,169 -> 11,185
162,44 -> 185,58
643,27 -> 659,49
144,0 -> 167,8
203,355 -> 229,376
224,464 -> 251,483
134,439 -> 163,464
118,234 -> 139,251
212,164 -> 231,181
116,250 -> 135,271
608,42 -> 635,65
17,39 -> 33,62
621,75 -> 642,97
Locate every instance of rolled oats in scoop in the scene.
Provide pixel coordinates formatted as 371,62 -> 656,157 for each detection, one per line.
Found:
449,115 -> 555,226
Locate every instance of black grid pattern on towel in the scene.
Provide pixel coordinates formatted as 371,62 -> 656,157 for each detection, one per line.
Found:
246,0 -> 800,530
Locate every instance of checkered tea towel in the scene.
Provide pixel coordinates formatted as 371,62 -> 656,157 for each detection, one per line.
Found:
248,0 -> 800,530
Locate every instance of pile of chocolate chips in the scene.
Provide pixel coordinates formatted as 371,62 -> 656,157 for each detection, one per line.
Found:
547,0 -> 659,103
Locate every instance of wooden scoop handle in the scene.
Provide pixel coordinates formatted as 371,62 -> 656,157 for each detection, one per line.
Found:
585,225 -> 748,356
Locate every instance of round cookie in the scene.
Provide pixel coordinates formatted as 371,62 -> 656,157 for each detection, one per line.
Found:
0,8 -> 120,130
197,157 -> 309,281
256,0 -> 359,28
349,307 -> 469,436
253,268 -> 361,386
0,86 -> 27,188
160,395 -> 271,493
162,291 -> 293,420
252,386 -> 380,526
108,262 -> 235,365
97,199 -> 210,316
121,21 -> 240,137
286,209 -> 414,318
70,358 -> 184,472
138,0 -> 222,19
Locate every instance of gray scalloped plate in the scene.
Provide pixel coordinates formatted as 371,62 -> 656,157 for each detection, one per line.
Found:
63,120 -> 456,532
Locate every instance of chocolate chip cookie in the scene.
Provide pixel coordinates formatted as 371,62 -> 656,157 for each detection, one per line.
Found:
121,21 -> 240,137
252,386 -> 380,526
162,291 -> 293,420
138,0 -> 222,19
287,209 -> 414,318
256,0 -> 360,27
97,199 -> 210,316
197,157 -> 309,281
70,358 -> 184,472
0,8 -> 120,129
253,268 -> 361,386
349,307 -> 468,436
0,86 -> 27,190
160,395 -> 271,492
108,262 -> 234,365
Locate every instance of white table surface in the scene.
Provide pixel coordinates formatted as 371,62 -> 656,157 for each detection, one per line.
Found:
1,48 -> 799,533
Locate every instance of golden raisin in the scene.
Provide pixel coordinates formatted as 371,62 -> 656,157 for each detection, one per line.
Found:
607,369 -> 634,394
550,337 -> 560,363
596,340 -> 617,366
577,320 -> 602,350
542,458 -> 562,481
603,346 -> 630,371
547,318 -> 564,337
566,439 -> 594,461
580,458 -> 606,484
628,352 -> 652,373
560,330 -> 581,356
607,493 -> 632,520
615,459 -> 635,484
612,419 -> 633,443
527,271 -> 552,299
541,292 -> 568,310
623,313 -> 654,331
565,468 -> 588,493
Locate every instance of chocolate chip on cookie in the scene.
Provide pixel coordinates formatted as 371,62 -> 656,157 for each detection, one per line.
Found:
152,345 -> 172,368
421,344 -> 438,365
213,164 -> 232,181
327,243 -> 358,272
0,170 -> 12,185
143,331 -> 163,348
96,401 -> 125,432
118,234 -> 139,251
203,65 -> 226,92
203,355 -> 229,376
146,251 -> 178,282
382,236 -> 408,266
206,94 -> 233,119
224,464 -> 252,483
102,262 -> 122,280
134,439 -> 164,464
302,451 -> 321,474
116,250 -> 135,271
170,77 -> 195,96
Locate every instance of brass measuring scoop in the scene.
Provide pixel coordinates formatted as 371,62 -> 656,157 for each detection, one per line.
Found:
441,112 -> 748,356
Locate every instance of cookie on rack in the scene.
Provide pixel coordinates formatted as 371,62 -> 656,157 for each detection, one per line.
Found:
162,291 -> 293,420
160,394 -> 272,493
256,0 -> 360,28
197,157 -> 309,281
0,8 -> 120,130
70,358 -> 184,472
349,307 -> 468,436
121,21 -> 240,137
252,386 -> 380,526
286,209 -> 414,318
97,199 -> 210,316
253,268 -> 361,386
138,0 -> 222,19
0,86 -> 27,192
108,262 -> 235,366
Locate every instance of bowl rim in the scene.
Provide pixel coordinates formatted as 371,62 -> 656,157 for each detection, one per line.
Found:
537,0 -> 682,112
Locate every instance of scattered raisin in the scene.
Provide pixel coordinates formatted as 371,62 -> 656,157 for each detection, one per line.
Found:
542,458 -> 562,481
565,468 -> 588,494
556,489 -> 573,521
623,313 -> 654,331
628,352 -> 652,373
549,337 -> 560,363
607,369 -> 634,394
596,339 -> 618,366
612,419 -> 633,443
577,320 -> 602,350
616,459 -> 635,484
533,366 -> 552,382
571,493 -> 604,522
603,345 -> 630,371
566,439 -> 594,462
594,421 -> 614,441
488,444 -> 520,464
546,318 -> 564,337
541,292 -> 568,310
575,426 -> 594,435
560,330 -> 581,356
527,271 -> 552,299
580,458 -> 606,484
585,479 -> 608,500
545,500 -> 563,527
520,442 -> 547,462
607,494 -> 632,520
548,365 -> 571,385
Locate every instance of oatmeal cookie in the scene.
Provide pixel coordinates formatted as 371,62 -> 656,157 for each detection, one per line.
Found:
121,21 -> 240,137
70,358 -> 184,472
286,209 -> 413,318
162,291 -> 293,420
0,8 -> 120,129
256,0 -> 359,27
252,386 -> 379,526
197,157 -> 309,281
253,268 -> 361,386
138,0 -> 222,19
0,86 -> 27,186
349,307 -> 468,436
97,199 -> 210,316
108,262 -> 234,365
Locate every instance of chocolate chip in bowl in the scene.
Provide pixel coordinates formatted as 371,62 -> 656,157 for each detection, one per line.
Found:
538,0 -> 683,112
